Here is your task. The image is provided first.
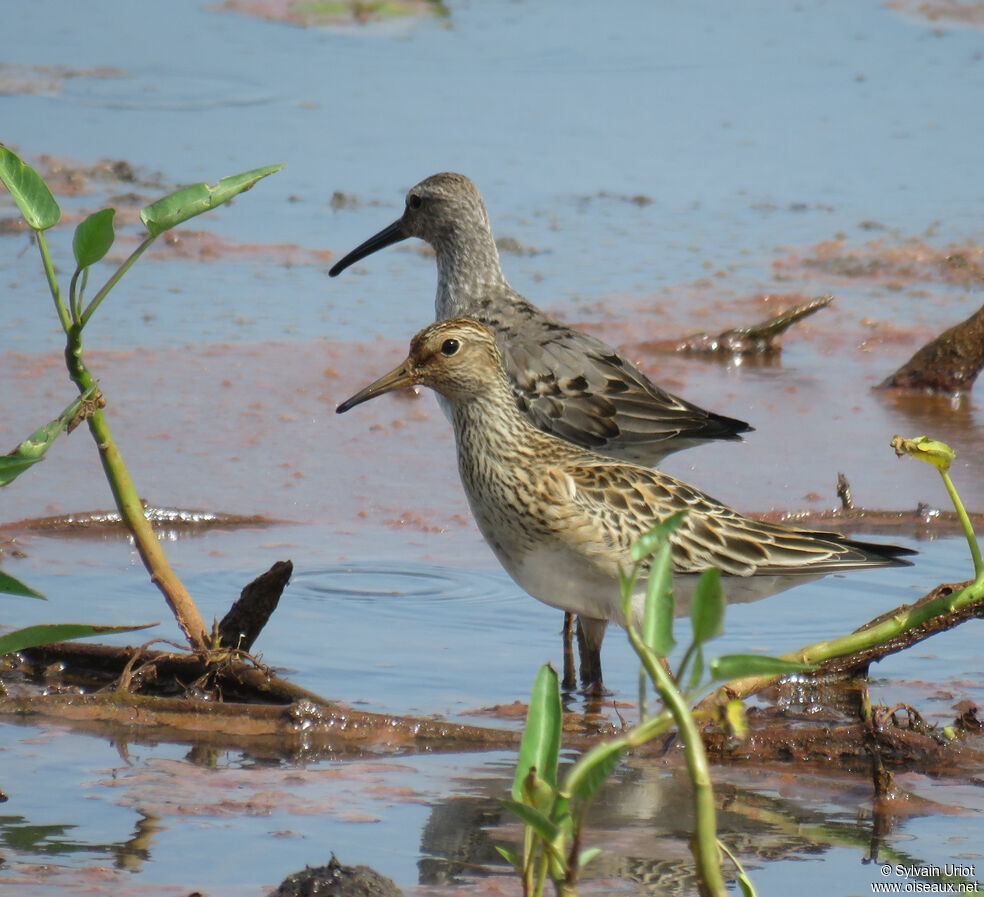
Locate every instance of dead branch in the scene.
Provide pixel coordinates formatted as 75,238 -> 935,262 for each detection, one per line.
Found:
218,559 -> 293,651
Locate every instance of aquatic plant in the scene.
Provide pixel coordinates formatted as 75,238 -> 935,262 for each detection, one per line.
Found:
500,514 -> 807,897
1,394 -> 157,651
0,146 -> 283,648
696,435 -> 983,710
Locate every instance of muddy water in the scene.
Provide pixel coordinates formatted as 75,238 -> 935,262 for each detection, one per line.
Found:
3,0 -> 984,895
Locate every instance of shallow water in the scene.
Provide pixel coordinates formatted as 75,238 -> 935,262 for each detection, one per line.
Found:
3,0 -> 984,895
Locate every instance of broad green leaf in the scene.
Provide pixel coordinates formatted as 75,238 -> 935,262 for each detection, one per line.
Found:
630,510 -> 687,562
500,799 -> 560,844
890,434 -> 956,473
690,568 -> 724,645
73,208 -> 116,268
494,845 -> 521,870
140,163 -> 284,237
562,738 -> 626,804
642,541 -> 675,656
568,743 -> 623,805
710,653 -> 810,682
0,570 -> 45,599
512,664 -> 561,801
0,621 -> 157,656
0,388 -> 98,486
0,146 -> 61,231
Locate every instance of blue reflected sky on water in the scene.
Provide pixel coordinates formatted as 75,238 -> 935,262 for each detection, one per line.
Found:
3,2 -> 984,894
3,0 -> 984,350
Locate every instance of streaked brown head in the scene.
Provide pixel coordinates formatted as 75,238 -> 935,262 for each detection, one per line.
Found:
336,317 -> 504,413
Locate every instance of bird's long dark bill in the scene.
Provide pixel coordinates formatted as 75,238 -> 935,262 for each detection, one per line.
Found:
328,218 -> 407,277
336,360 -> 416,413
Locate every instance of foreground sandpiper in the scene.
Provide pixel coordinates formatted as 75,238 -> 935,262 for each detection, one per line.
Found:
329,172 -> 752,464
337,319 -> 915,691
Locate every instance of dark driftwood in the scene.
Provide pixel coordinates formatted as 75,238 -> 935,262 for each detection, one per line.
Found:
5,640 -> 520,756
878,303 -> 984,393
0,690 -> 517,756
702,719 -> 981,770
218,559 -> 293,651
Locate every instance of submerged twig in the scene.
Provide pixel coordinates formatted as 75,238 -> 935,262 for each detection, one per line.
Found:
836,472 -> 855,510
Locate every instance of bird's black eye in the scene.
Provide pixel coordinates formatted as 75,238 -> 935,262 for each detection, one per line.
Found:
441,338 -> 460,356
408,193 -> 422,210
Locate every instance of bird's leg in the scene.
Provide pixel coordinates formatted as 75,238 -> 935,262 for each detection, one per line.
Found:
576,616 -> 609,696
561,612 -> 577,691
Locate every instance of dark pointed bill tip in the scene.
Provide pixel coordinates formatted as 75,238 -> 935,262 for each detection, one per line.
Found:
328,218 -> 408,277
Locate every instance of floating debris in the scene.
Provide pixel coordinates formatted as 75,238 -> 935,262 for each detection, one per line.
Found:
670,295 -> 832,357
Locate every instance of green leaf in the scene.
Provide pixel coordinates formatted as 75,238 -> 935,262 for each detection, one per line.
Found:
0,570 -> 45,599
500,799 -> 560,844
690,568 -> 724,645
687,644 -> 705,691
512,664 -> 562,801
140,164 -> 284,237
0,621 -> 158,656
494,845 -> 521,871
0,146 -> 61,231
568,743 -> 623,805
72,208 -> 116,268
578,847 -> 602,870
710,654 -> 811,682
0,388 -> 98,486
630,510 -> 688,563
642,541 -> 675,656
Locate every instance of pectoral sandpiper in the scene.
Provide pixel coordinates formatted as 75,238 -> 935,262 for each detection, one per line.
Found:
337,319 -> 914,692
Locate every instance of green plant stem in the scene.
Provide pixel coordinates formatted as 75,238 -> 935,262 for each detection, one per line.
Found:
37,231 -> 72,333
676,641 -> 697,686
627,628 -> 727,897
941,469 -> 984,580
80,235 -> 156,327
64,331 -> 209,651
700,576 -> 984,710
535,845 -> 549,897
